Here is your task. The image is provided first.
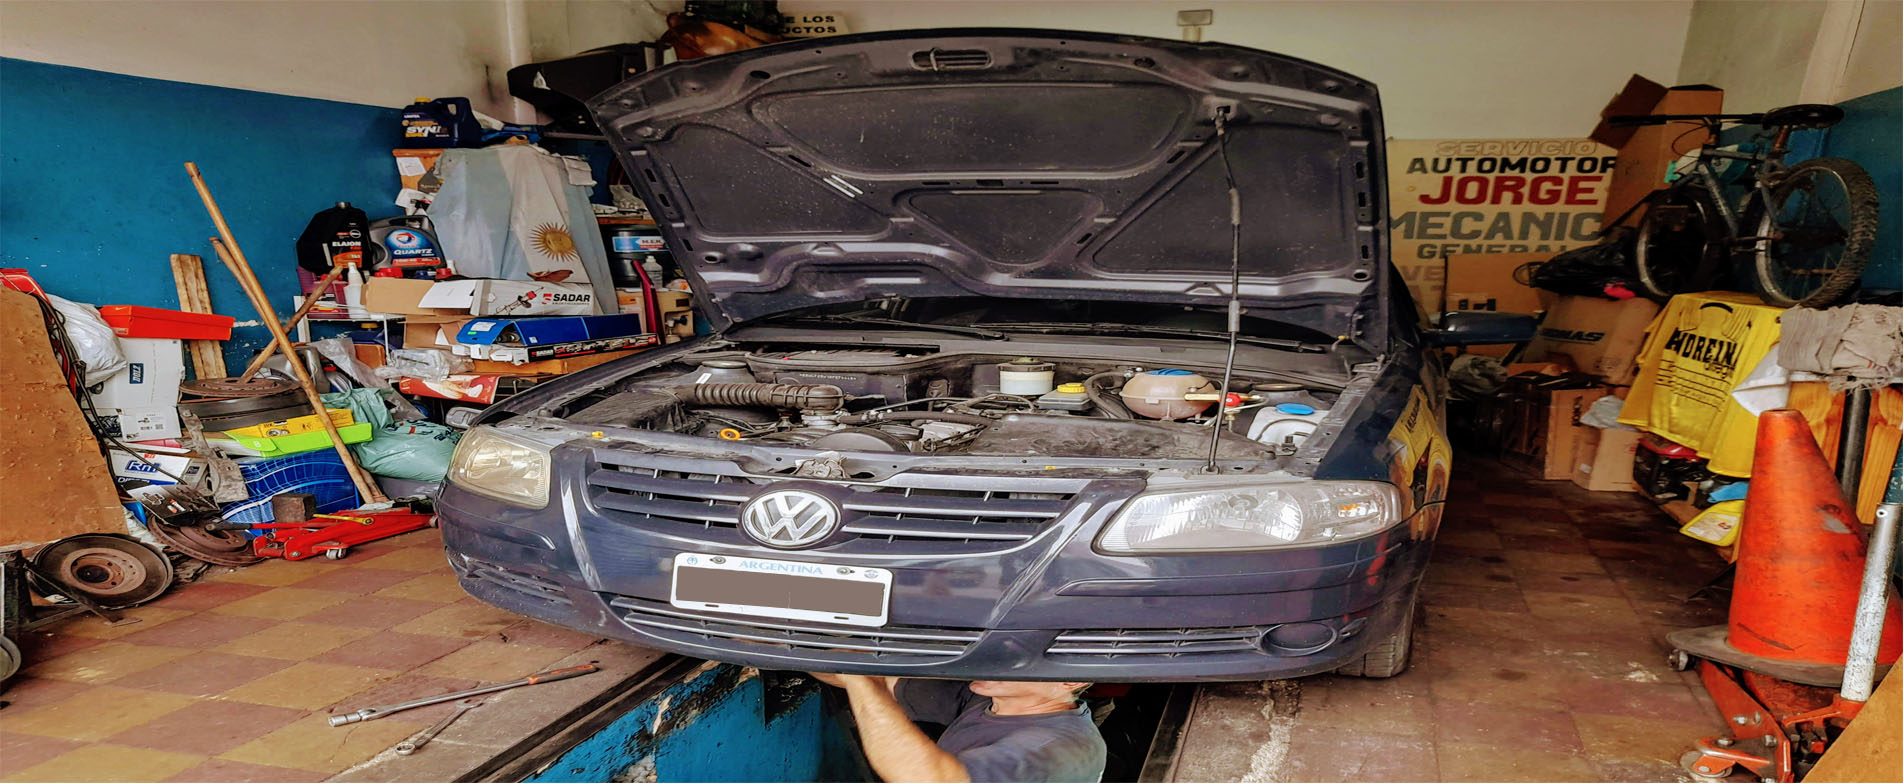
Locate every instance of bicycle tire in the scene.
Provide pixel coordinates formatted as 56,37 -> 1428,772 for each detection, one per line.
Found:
1754,157 -> 1879,308
1633,190 -> 1716,302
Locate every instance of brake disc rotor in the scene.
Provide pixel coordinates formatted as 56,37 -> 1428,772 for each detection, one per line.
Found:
179,377 -> 298,399
147,522 -> 263,568
30,534 -> 175,607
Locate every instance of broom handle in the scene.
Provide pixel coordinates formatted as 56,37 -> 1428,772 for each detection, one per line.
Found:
186,162 -> 386,504
238,263 -> 345,382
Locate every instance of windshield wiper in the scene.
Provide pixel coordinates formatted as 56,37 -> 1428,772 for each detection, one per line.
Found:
768,314 -> 1010,340
974,322 -> 1325,352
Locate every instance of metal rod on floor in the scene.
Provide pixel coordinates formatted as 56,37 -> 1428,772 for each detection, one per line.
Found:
1841,450 -> 1903,704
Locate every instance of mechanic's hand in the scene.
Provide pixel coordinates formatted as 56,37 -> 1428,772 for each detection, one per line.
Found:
808,671 -> 852,688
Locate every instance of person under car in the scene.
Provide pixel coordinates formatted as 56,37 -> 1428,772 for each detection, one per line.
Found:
811,673 -> 1107,783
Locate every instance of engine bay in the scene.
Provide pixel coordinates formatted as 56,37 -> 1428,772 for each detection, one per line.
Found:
550,346 -> 1346,461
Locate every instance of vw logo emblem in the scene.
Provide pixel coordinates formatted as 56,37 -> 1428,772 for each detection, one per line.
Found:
739,489 -> 840,549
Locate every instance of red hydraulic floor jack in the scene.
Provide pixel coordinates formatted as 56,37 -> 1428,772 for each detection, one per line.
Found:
1666,413 -> 1903,782
205,500 -> 435,561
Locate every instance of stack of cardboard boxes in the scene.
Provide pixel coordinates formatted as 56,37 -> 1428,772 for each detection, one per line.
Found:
1458,76 -> 1725,493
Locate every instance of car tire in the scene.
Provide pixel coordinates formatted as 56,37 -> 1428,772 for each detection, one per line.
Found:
1335,594 -> 1418,679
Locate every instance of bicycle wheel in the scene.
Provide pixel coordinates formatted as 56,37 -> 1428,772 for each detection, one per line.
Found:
1753,157 -> 1879,308
1633,190 -> 1716,302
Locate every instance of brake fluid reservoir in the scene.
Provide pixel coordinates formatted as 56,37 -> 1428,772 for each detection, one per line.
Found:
998,358 -> 1055,395
1120,370 -> 1214,420
1036,383 -> 1092,412
1248,402 -> 1323,452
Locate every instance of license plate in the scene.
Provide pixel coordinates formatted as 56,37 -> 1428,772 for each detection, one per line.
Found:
670,553 -> 891,627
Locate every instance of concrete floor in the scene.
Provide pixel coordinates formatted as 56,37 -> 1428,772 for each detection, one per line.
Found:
1170,461 -> 1730,783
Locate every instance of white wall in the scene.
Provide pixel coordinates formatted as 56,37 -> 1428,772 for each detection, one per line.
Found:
1835,0 -> 1902,101
1678,0 -> 1827,111
776,0 -> 1696,140
1677,0 -> 1902,111
0,0 -> 664,119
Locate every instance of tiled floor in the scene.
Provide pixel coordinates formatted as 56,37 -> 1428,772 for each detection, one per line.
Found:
1172,462 -> 1733,782
6,462 -> 1738,782
0,531 -> 605,782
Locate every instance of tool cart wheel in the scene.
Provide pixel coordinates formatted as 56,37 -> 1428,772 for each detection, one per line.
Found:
1679,750 -> 1731,782
325,548 -> 349,560
0,634 -> 21,683
427,516 -> 439,529
1667,649 -> 1693,671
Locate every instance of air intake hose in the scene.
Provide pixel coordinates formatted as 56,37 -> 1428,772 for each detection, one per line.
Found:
674,382 -> 846,411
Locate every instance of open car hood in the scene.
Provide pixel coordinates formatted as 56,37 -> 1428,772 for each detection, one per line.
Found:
591,29 -> 1392,348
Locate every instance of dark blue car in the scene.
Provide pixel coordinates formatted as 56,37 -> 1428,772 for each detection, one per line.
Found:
439,29 -> 1525,681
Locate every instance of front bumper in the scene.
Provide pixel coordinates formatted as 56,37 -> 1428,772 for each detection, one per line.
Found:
438,447 -> 1431,681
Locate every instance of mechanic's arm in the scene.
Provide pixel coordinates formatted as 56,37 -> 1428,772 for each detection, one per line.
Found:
815,673 -> 969,783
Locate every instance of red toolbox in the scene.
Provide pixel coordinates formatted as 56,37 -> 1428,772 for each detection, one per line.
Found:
99,305 -> 235,339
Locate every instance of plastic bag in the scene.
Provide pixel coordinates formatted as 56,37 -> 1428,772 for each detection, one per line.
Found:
47,294 -> 128,385
373,348 -> 471,382
308,336 -> 423,421
1580,395 -> 1637,430
322,388 -> 461,481
429,145 -> 616,312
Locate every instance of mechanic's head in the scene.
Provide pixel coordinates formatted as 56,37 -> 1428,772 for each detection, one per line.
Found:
969,680 -> 1093,703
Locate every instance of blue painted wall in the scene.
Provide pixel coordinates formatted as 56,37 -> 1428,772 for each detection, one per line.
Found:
1818,86 -> 1902,292
0,58 -> 404,369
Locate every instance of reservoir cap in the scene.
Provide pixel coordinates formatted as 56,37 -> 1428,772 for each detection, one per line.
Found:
1274,403 -> 1316,415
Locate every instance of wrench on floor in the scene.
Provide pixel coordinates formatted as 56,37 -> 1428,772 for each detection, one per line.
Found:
394,699 -> 482,756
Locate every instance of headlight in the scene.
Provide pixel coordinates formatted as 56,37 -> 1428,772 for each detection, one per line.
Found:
447,426 -> 553,508
1097,481 -> 1402,553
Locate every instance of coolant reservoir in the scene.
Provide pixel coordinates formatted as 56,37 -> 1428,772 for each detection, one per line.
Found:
1119,370 -> 1215,420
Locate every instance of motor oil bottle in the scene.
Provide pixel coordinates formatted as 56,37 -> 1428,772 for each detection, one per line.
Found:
400,97 -> 482,148
296,202 -> 368,275
296,202 -> 370,316
367,216 -> 448,278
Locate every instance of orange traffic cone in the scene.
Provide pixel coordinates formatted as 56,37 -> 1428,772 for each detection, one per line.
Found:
1731,409 -> 1901,665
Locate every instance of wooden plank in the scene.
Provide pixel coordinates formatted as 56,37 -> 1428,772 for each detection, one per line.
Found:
1807,663 -> 1902,781
1788,382 -> 1901,524
0,289 -> 125,546
170,253 -> 226,379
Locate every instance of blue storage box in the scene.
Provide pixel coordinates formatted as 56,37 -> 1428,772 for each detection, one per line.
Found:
218,449 -> 362,527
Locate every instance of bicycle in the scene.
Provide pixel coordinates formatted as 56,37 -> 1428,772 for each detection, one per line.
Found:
1606,103 -> 1879,308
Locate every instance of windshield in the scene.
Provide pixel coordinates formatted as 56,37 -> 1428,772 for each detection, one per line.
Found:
754,297 -> 1335,346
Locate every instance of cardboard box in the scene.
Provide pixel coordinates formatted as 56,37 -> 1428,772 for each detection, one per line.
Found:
393,149 -> 444,192
399,375 -> 506,404
1591,77 -> 1724,228
95,406 -> 182,441
1572,427 -> 1642,492
363,278 -> 463,317
1522,296 -> 1660,384
109,449 -> 207,487
1443,253 -> 1550,316
419,279 -> 598,317
1499,384 -> 1609,480
93,338 -> 183,409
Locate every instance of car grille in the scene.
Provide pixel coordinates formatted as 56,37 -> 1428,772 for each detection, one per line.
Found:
608,595 -> 982,660
462,558 -> 571,606
1045,626 -> 1271,657
585,450 -> 1086,551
